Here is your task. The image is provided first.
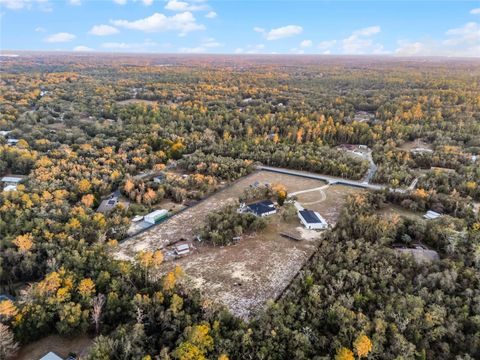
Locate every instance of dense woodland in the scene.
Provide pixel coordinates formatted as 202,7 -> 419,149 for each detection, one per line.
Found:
0,54 -> 479,359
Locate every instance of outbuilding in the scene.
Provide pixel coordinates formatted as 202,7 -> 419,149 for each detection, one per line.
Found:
144,209 -> 169,224
298,209 -> 328,230
424,210 -> 442,220
39,352 -> 63,360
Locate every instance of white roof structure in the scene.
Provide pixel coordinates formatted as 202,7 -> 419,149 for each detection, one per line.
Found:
424,210 -> 442,220
3,185 -> 17,192
132,215 -> 144,222
1,176 -> 23,183
40,352 -> 63,360
175,243 -> 190,255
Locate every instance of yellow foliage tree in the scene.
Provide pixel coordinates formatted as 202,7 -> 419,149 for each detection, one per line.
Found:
335,347 -> 354,360
78,278 -> 95,298
354,334 -> 373,358
13,233 -> 33,253
78,179 -> 92,193
163,271 -> 176,291
81,194 -> 95,208
0,300 -> 18,318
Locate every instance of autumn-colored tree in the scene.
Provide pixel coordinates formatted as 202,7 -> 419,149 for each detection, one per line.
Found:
124,179 -> 135,194
13,233 -> 33,253
78,179 -> 92,193
163,271 -> 176,292
81,194 -> 95,208
354,334 -> 373,358
78,278 -> 96,298
335,347 -> 354,360
0,300 -> 18,319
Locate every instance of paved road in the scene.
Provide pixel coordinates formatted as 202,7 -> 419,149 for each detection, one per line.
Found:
256,165 -> 404,193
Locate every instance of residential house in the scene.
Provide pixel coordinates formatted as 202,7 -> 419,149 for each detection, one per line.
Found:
39,352 -> 63,360
245,200 -> 277,217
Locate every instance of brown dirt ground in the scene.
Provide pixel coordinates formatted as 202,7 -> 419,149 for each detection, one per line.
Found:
117,99 -> 158,106
398,139 -> 434,151
115,171 -> 362,318
13,335 -> 93,360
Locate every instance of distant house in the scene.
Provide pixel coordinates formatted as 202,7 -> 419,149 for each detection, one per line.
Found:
396,248 -> 440,263
411,147 -> 434,154
0,294 -> 15,302
175,242 -> 190,256
7,138 -> 19,146
298,209 -> 328,230
97,191 -> 120,213
0,130 -> 12,137
39,352 -> 63,360
245,200 -> 277,217
153,174 -> 166,184
144,209 -> 169,224
424,210 -> 442,220
3,185 -> 17,192
2,176 -> 24,191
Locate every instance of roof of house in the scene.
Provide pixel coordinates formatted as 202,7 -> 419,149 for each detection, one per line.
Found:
247,200 -> 275,215
1,176 -> 23,183
3,185 -> 17,192
424,210 -> 442,219
0,294 -> 15,301
175,243 -> 190,251
40,352 -> 63,360
299,209 -> 326,224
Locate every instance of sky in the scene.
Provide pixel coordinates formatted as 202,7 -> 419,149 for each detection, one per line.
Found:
0,0 -> 479,57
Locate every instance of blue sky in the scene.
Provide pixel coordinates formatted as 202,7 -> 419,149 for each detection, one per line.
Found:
1,0 -> 479,56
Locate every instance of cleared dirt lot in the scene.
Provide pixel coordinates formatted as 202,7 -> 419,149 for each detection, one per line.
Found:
115,170 -> 362,318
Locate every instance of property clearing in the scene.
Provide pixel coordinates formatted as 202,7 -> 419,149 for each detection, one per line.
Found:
115,171 -> 363,318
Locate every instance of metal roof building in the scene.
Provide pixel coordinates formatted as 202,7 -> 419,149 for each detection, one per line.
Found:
298,209 -> 328,230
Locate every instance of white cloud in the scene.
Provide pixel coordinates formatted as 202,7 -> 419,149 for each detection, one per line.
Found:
0,0 -> 51,11
318,40 -> 336,50
470,8 -> 480,15
113,0 -> 127,4
141,0 -> 153,5
165,0 -> 207,12
35,26 -> 45,32
342,25 -> 386,54
257,25 -> 303,40
300,39 -> 312,48
395,22 -> 480,57
178,37 -> 222,53
101,39 -> 158,51
44,32 -> 76,43
112,11 -> 205,35
69,0 -> 81,5
89,24 -> 119,36
235,43 -> 265,54
205,11 -> 216,19
73,45 -> 94,51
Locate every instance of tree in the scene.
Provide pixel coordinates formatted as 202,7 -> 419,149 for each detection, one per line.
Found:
335,347 -> 354,360
92,293 -> 106,335
13,233 -> 33,253
354,334 -> 373,358
0,324 -> 18,360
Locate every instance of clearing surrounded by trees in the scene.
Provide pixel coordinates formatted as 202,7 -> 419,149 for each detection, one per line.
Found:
115,170 -> 362,317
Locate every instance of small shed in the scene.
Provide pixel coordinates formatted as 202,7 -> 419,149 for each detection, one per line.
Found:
1,176 -> 23,185
175,243 -> 190,256
424,210 -> 442,220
